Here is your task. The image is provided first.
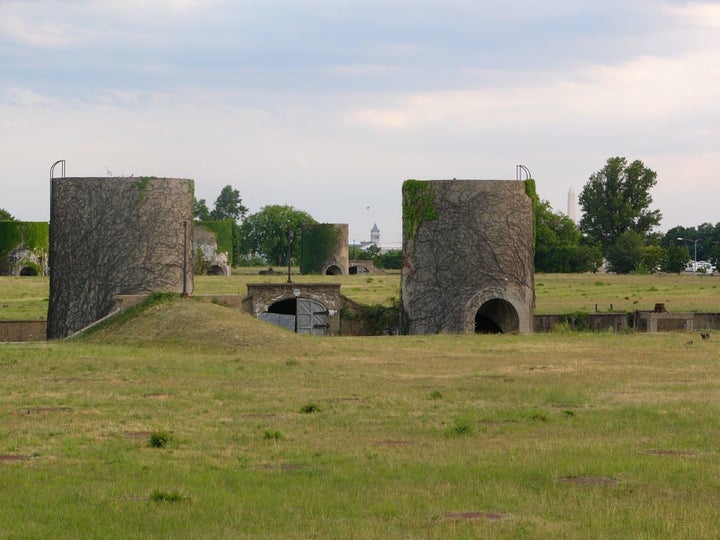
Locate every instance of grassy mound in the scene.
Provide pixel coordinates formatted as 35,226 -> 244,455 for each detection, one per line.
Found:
79,294 -> 307,352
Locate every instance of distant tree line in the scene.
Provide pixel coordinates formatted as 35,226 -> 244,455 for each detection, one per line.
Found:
534,156 -> 715,274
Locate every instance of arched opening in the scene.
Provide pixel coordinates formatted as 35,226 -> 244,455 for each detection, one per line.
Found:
474,298 -> 519,334
325,265 -> 343,275
349,265 -> 369,275
269,298 -> 296,315
261,297 -> 329,335
19,266 -> 39,276
207,265 -> 225,275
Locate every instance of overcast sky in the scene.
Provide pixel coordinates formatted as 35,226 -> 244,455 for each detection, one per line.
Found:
2,0 -> 719,244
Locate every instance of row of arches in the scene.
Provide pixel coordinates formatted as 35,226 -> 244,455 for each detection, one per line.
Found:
324,264 -> 371,275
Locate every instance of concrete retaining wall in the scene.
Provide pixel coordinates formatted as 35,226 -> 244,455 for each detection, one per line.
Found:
0,320 -> 47,342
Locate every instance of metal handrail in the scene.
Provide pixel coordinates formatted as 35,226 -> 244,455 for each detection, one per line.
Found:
516,164 -> 531,180
50,160 -> 65,180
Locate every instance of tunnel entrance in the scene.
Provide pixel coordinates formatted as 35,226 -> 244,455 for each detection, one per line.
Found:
474,298 -> 519,334
19,266 -> 39,276
325,265 -> 343,275
261,297 -> 329,335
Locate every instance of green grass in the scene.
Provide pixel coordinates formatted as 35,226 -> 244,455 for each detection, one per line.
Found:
0,297 -> 719,537
0,276 -> 49,320
534,273 -> 720,314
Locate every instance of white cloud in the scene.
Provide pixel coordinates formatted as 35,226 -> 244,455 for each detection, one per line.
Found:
665,1 -> 720,28
2,86 -> 55,106
0,11 -> 79,47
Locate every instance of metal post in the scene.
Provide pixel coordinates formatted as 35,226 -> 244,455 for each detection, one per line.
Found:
182,220 -> 189,297
286,224 -> 292,284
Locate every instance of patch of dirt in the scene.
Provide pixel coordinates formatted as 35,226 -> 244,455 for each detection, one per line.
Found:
645,450 -> 697,457
559,476 -> 619,486
254,462 -> 306,472
373,440 -> 411,446
442,511 -> 505,521
143,393 -> 170,400
237,413 -> 279,419
16,406 -> 72,415
123,431 -> 153,438
0,455 -> 32,462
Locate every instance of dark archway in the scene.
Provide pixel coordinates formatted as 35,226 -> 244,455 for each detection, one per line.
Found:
349,265 -> 369,275
269,298 -> 296,315
474,298 -> 519,334
262,297 -> 328,335
20,266 -> 39,276
325,265 -> 342,275
207,265 -> 225,275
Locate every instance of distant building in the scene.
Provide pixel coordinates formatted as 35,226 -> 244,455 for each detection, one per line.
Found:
356,223 -> 401,253
370,223 -> 380,244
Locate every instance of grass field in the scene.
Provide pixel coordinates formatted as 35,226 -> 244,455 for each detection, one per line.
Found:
1,275 -> 720,537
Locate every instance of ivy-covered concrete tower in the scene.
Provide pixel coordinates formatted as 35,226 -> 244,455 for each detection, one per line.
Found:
299,223 -> 348,275
48,177 -> 194,339
401,179 -> 535,334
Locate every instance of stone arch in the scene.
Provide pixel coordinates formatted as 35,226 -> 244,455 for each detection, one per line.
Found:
349,264 -> 370,274
464,287 -> 531,334
325,264 -> 343,275
19,266 -> 39,276
474,298 -> 519,334
207,264 -> 227,276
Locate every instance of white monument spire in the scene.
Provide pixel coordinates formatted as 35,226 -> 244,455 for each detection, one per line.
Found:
567,187 -> 577,223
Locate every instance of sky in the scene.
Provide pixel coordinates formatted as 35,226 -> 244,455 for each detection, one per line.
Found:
2,0 -> 719,245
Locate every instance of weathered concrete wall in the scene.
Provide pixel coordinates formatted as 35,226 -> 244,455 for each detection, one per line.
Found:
0,320 -> 47,342
193,224 -> 231,275
48,177 -> 194,339
402,180 -> 534,334
534,313 -> 628,332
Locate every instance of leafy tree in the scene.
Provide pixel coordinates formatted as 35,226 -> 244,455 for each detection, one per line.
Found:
240,205 -> 316,266
0,208 -> 15,221
710,242 -> 720,273
210,185 -> 248,222
579,157 -> 662,254
638,244 -> 665,274
364,244 -> 381,261
606,230 -> 645,273
349,244 -> 365,260
377,249 -> 402,270
663,244 -> 690,273
534,199 -> 601,272
193,198 -> 211,221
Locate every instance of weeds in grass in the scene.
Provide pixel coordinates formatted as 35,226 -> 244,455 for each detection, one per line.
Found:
430,390 -> 443,400
264,430 -> 284,440
300,403 -> 320,414
149,489 -> 184,503
447,417 -> 473,436
148,431 -> 172,448
286,358 -> 299,366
